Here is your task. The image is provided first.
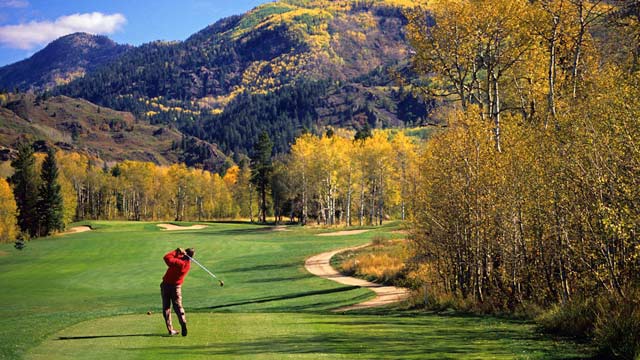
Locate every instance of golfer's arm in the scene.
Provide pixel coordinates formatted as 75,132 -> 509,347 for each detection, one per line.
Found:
163,251 -> 183,266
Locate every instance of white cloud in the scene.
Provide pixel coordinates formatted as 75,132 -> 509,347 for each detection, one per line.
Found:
0,0 -> 29,8
0,12 -> 126,49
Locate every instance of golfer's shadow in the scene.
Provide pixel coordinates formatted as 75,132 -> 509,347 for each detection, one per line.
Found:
58,334 -> 165,340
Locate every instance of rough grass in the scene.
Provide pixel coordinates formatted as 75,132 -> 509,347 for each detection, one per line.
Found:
0,221 -> 594,359
332,236 -> 408,286
537,292 -> 640,359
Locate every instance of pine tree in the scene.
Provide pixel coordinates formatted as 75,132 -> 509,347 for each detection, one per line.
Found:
10,143 -> 39,237
251,131 -> 273,223
37,148 -> 64,236
354,124 -> 372,141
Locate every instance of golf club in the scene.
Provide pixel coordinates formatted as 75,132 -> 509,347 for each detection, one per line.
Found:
185,254 -> 224,287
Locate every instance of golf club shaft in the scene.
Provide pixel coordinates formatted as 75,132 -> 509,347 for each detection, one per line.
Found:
185,255 -> 218,280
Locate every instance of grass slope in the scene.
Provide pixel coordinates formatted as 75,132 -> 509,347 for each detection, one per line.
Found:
0,221 -> 591,359
0,94 -> 184,164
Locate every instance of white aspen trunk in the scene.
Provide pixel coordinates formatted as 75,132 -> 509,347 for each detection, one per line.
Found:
346,167 -> 352,227
332,192 -> 336,225
547,15 -> 559,127
123,189 -> 127,219
369,181 -> 376,226
301,171 -> 307,225
401,160 -> 406,221
359,177 -> 365,227
325,176 -> 331,225
474,144 -> 484,303
332,179 -> 337,226
572,1 -> 585,99
492,72 -> 502,153
248,183 -> 254,223
319,196 -> 327,225
378,171 -> 384,226
327,185 -> 335,225
486,52 -> 493,125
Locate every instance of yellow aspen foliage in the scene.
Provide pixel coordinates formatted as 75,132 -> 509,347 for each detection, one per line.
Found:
57,174 -> 76,226
223,165 -> 240,187
406,3 -> 640,333
0,178 -> 17,243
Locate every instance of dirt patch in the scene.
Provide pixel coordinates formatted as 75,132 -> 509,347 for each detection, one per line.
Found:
305,244 -> 410,312
316,229 -> 370,237
58,226 -> 92,235
391,230 -> 409,235
0,251 -> 8,256
157,223 -> 207,231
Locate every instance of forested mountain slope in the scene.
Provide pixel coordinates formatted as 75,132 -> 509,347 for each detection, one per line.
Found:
0,33 -> 131,91
0,93 -> 226,170
52,0 -> 431,154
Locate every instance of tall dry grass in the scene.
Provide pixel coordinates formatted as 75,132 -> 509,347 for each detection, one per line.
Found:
335,236 -> 408,286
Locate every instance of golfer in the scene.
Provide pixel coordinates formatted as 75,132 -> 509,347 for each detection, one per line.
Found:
161,247 -> 194,336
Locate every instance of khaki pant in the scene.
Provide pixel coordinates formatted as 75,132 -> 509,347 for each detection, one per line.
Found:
160,283 -> 186,333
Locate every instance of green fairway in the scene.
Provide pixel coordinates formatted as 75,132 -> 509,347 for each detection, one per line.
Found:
0,222 -> 591,359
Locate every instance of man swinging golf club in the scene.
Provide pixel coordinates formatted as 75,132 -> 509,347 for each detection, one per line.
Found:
161,247 -> 194,336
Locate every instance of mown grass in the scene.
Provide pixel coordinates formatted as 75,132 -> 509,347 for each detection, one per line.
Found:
0,221 -> 593,359
28,312 -> 589,360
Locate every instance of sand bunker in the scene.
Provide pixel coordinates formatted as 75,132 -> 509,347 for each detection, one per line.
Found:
316,229 -> 370,237
58,226 -> 92,236
157,223 -> 208,231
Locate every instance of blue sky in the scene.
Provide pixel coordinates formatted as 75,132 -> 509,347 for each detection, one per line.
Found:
0,0 -> 269,67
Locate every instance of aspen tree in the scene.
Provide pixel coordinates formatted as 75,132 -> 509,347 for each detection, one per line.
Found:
0,178 -> 17,242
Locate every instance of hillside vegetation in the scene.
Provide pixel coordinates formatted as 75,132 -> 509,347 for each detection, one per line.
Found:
0,93 -> 226,170
405,0 -> 639,357
0,33 -> 131,91
54,0 -> 431,154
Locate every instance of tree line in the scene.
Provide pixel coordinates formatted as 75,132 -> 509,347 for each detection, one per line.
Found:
0,146 -> 252,242
2,144 -> 64,240
0,127 -> 421,242
406,0 -> 639,356
281,128 -> 420,226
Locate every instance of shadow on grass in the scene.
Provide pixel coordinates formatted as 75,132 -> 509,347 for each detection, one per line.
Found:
194,286 -> 360,310
130,320 -> 590,359
58,334 -> 164,340
244,274 -> 312,283
205,220 -> 299,226
265,292 -> 373,312
223,262 -> 300,273
174,228 -> 271,238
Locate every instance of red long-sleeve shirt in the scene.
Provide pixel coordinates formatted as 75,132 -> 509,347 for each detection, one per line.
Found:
162,250 -> 191,285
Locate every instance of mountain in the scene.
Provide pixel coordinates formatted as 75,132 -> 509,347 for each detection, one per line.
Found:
0,93 -> 227,171
0,33 -> 131,91
58,0 -> 433,153
0,0 -> 432,155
